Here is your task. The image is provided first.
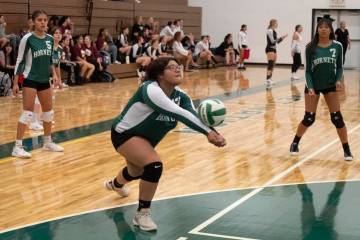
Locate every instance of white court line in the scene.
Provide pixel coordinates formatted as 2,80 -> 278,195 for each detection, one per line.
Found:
192,231 -> 259,240
189,123 -> 360,237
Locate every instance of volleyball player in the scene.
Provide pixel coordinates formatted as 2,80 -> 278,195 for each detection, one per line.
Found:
289,18 -> 353,161
104,57 -> 226,231
237,24 -> 248,70
265,19 -> 288,88
12,10 -> 64,158
291,25 -> 303,80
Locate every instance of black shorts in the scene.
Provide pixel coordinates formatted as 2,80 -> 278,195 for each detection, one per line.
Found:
265,47 -> 276,53
304,86 -> 336,95
111,127 -> 135,150
23,79 -> 51,91
241,45 -> 248,49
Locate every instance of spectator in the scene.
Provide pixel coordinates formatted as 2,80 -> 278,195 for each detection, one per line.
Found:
215,34 -> 236,66
0,15 -> 6,39
144,17 -> 159,35
71,35 -> 95,83
194,35 -> 216,68
0,41 -> 15,78
19,18 -> 34,39
131,36 -> 151,77
84,34 -> 103,81
59,16 -> 74,36
172,31 -> 199,72
159,21 -> 175,40
173,19 -> 184,36
60,35 -> 79,85
48,15 -> 59,34
159,35 -> 169,54
132,16 -> 144,42
97,28 -> 119,64
116,27 -> 132,62
181,33 -> 195,52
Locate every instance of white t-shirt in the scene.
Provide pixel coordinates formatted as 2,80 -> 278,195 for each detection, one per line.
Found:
237,31 -> 248,48
194,41 -> 209,56
291,32 -> 302,54
160,26 -> 174,37
172,41 -> 188,56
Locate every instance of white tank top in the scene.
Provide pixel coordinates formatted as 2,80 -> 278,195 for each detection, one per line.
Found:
291,32 -> 302,53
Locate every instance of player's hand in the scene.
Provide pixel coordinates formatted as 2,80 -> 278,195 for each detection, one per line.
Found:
308,88 -> 316,96
336,81 -> 342,91
53,75 -> 60,88
207,131 -> 226,147
12,84 -> 19,96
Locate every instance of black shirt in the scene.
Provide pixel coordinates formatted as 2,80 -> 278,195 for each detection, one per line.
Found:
335,28 -> 349,48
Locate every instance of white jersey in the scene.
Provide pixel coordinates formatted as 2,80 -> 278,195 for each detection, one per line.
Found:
160,26 -> 174,37
237,31 -> 248,48
194,40 -> 209,56
291,32 -> 302,54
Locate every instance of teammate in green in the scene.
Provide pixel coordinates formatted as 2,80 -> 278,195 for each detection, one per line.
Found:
104,57 -> 226,231
12,10 -> 63,158
290,18 -> 353,161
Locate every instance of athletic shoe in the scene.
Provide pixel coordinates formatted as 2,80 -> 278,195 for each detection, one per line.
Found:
104,179 -> 129,197
43,142 -> 64,152
344,151 -> 353,161
237,66 -> 246,70
133,208 -> 157,231
290,142 -> 299,156
12,145 -> 31,158
29,121 -> 44,131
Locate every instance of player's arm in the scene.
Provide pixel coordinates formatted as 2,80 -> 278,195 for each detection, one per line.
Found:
335,43 -> 343,82
305,47 -> 314,90
142,83 -> 211,135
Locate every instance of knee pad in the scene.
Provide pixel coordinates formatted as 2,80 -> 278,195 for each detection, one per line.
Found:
122,167 -> 141,181
19,110 -> 34,125
267,60 -> 275,70
302,112 -> 316,127
141,162 -> 163,183
331,111 -> 345,129
42,110 -> 54,123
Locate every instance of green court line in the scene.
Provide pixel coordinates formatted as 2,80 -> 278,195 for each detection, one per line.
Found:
0,77 -> 303,160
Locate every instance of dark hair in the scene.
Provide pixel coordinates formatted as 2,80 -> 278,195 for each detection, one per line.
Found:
32,10 -> 47,21
173,19 -> 180,25
295,25 -> 301,31
58,16 -> 69,26
224,34 -> 232,43
98,28 -> 106,38
241,24 -> 247,30
306,18 -> 335,57
200,35 -> 206,40
145,57 -> 178,81
174,31 -> 182,42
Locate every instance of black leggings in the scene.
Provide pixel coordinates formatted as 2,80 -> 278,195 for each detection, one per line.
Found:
292,52 -> 301,73
342,45 -> 347,64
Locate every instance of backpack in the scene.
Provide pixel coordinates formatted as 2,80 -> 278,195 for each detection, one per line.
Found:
99,50 -> 111,67
99,71 -> 116,83
0,71 -> 12,96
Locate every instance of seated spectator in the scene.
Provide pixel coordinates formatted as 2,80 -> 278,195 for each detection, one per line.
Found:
159,21 -> 175,41
142,28 -> 152,48
59,16 -> 74,37
60,35 -> 79,85
132,16 -> 144,42
0,41 -> 15,78
71,35 -> 95,83
159,36 -> 169,54
19,18 -> 34,39
146,39 -> 167,60
173,19 -> 184,37
144,17 -> 159,36
97,28 -> 119,64
0,15 -> 6,40
194,35 -> 216,68
172,32 -> 199,72
116,27 -> 132,62
84,34 -> 104,81
48,15 -> 59,34
215,34 -> 236,66
182,33 -> 195,52
131,36 -> 151,77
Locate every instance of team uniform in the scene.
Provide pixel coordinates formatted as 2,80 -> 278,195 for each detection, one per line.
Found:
52,46 -> 62,69
111,81 -> 211,149
265,28 -> 283,53
15,32 -> 54,91
237,30 -> 248,49
305,41 -> 343,94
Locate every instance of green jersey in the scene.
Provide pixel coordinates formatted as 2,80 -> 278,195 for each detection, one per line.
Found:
52,46 -> 62,68
112,81 -> 211,146
15,32 -> 54,83
305,41 -> 343,90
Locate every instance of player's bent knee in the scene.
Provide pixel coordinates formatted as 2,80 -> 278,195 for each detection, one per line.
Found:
19,110 -> 34,125
141,162 -> 163,183
331,111 -> 345,129
302,112 -> 316,127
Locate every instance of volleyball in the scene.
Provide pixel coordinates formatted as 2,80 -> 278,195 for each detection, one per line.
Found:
198,99 -> 226,127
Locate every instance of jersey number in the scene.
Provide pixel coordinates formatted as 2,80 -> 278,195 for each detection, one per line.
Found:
45,41 -> 52,50
330,49 -> 336,58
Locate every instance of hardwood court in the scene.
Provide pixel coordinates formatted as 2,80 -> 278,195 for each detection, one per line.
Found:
0,67 -> 360,235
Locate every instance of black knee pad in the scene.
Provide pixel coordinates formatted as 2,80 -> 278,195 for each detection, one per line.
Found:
141,162 -> 163,183
122,167 -> 141,181
331,111 -> 345,128
267,60 -> 275,70
302,112 -> 316,127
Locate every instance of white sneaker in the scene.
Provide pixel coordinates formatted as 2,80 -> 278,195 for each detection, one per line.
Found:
12,145 -> 32,158
104,179 -> 129,197
266,79 -> 273,90
115,60 -> 121,64
29,121 -> 44,131
62,83 -> 69,88
43,142 -> 64,152
133,208 -> 157,231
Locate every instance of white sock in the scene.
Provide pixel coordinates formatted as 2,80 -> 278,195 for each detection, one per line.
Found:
44,135 -> 52,144
16,140 -> 23,147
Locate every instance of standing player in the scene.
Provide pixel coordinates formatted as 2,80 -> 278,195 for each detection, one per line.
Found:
335,21 -> 351,64
289,18 -> 353,161
104,58 -> 226,231
265,19 -> 288,88
291,25 -> 303,80
237,24 -> 248,70
12,10 -> 64,158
